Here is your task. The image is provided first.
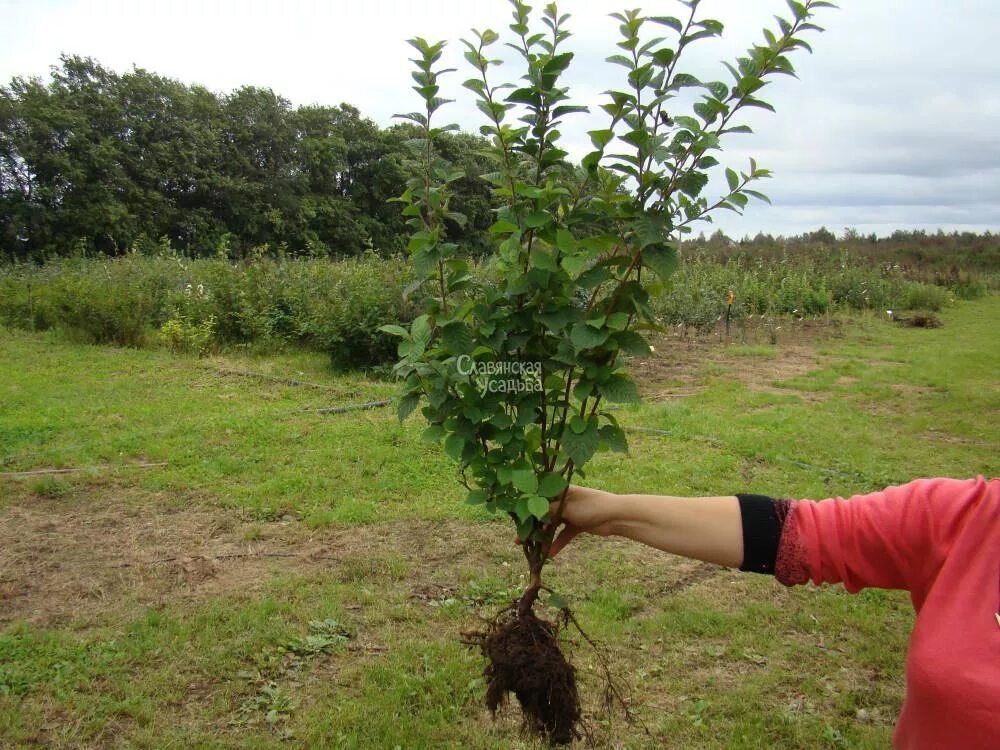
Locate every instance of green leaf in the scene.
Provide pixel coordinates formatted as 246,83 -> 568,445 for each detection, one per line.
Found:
515,184 -> 546,199
726,167 -> 740,192
785,0 -> 808,20
546,590 -> 570,609
650,15 -> 683,32
537,473 -> 568,497
466,489 -> 489,506
652,47 -> 675,66
553,104 -> 588,119
444,433 -> 466,461
507,87 -> 542,107
560,253 -> 587,278
555,228 -> 577,253
633,213 -> 671,249
526,495 -> 550,520
378,324 -> 410,338
543,52 -> 574,76
614,330 -> 652,356
743,97 -> 776,113
706,80 -> 729,100
440,321 -> 473,353
743,188 -> 772,204
599,424 -> 628,453
410,314 -> 432,353
641,244 -> 679,280
513,497 -> 532,523
529,248 -> 559,272
538,307 -> 575,332
606,312 -> 630,330
601,375 -> 640,403
511,467 -> 538,495
570,323 -> 609,351
576,266 -> 613,289
525,212 -> 552,229
397,393 -> 420,421
497,466 -> 512,486
561,420 -> 599,465
588,128 -> 615,149
393,111 -> 428,126
671,73 -> 702,89
515,516 -> 536,542
489,220 -> 520,234
607,51 -> 635,69
422,425 -> 444,443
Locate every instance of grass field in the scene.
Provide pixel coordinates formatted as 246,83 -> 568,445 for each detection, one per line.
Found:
1,298 -> 997,748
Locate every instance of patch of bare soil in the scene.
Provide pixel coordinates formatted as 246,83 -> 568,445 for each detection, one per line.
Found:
889,383 -> 945,397
0,491 -> 717,627
0,492 -> 465,626
721,345 -> 825,401
630,319 -> 836,402
920,429 -> 989,447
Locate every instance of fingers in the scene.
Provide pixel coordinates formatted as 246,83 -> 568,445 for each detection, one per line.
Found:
515,520 -> 579,557
548,484 -> 577,516
547,524 -> 581,558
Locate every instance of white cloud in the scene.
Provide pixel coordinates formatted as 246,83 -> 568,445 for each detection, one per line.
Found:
2,0 -> 997,236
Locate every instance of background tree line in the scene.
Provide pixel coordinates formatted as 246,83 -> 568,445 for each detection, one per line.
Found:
0,55 -> 496,261
2,57 -> 997,270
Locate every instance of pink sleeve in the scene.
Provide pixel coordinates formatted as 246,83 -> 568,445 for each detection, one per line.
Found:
775,477 -> 984,596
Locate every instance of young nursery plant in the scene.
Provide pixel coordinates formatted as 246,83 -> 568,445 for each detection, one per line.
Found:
385,0 -> 834,742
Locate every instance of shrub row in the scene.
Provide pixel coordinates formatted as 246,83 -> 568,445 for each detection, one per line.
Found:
0,250 -> 989,364
0,252 -> 418,367
650,252 -> 981,330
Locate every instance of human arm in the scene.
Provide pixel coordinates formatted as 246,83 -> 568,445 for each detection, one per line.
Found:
551,478 -> 994,597
548,486 -> 745,568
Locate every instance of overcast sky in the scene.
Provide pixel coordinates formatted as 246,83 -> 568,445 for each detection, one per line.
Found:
2,0 -> 998,238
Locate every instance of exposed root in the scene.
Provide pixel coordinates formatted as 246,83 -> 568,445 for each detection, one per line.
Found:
559,603 -> 645,739
464,585 -> 582,745
462,584 -> 645,746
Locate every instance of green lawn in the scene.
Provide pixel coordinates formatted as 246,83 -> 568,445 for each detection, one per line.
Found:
1,297 -> 997,748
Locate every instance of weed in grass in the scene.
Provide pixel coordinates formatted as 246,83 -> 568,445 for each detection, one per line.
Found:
334,555 -> 410,584
237,681 -> 298,738
242,524 -> 265,541
236,619 -> 353,738
29,476 -> 73,497
461,578 -> 524,609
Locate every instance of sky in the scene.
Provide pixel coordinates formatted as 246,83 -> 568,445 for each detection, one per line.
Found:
2,0 -> 998,238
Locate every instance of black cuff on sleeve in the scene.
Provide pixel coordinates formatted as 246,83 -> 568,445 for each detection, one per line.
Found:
737,493 -> 782,575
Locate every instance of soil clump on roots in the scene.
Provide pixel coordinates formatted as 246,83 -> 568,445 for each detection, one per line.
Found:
466,586 -> 582,745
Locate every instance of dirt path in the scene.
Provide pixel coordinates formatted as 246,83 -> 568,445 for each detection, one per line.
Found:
0,491 -> 721,627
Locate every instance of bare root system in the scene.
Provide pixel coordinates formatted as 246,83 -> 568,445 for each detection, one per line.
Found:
464,586 -> 581,745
